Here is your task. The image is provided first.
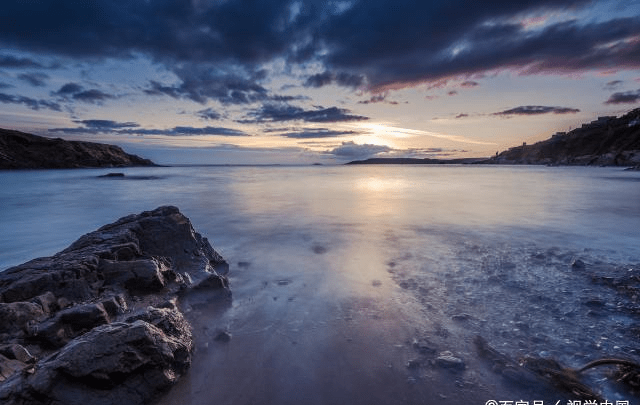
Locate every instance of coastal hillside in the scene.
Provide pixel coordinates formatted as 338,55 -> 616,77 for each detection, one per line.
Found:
485,108 -> 640,166
0,128 -> 155,169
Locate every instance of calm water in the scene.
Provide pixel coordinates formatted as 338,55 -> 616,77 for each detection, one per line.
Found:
1,165 -> 639,403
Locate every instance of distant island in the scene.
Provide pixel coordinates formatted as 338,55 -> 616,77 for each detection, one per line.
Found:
0,128 -> 155,169
348,108 -> 640,168
346,157 -> 486,165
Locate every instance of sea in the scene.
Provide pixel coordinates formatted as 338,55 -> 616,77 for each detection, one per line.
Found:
1,165 -> 639,404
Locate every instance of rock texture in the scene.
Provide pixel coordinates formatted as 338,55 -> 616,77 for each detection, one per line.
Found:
483,108 -> 640,166
0,206 -> 229,405
0,128 -> 155,169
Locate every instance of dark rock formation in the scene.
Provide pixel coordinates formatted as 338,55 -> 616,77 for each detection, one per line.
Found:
0,128 -> 155,169
0,206 -> 229,405
483,108 -> 640,166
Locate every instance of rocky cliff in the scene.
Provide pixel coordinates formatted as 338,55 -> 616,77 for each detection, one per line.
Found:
0,206 -> 229,405
484,108 -> 640,167
0,128 -> 155,169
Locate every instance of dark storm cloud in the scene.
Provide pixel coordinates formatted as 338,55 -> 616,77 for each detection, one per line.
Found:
605,89 -> 640,104
317,1 -> 640,88
280,128 -> 360,139
17,72 -> 49,87
1,0 -> 639,92
241,104 -> 369,123
494,105 -> 580,116
0,0 -> 290,62
0,92 -> 61,111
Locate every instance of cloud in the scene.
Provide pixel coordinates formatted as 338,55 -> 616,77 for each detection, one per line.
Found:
358,93 -> 399,105
0,82 -> 12,89
279,128 -> 359,139
1,0 -> 639,95
604,80 -> 623,90
52,82 -> 115,104
327,141 -> 392,160
53,82 -> 84,96
493,105 -> 580,116
73,89 -> 115,103
196,107 -> 222,120
50,124 -> 247,136
304,72 -> 333,88
144,66 -> 283,105
74,119 -> 140,129
604,89 -> 640,104
460,81 -> 479,88
448,90 -> 458,96
242,103 -> 368,123
0,92 -> 61,111
455,113 -> 469,119
315,3 -> 640,90
0,55 -> 44,68
17,72 -> 49,87
161,126 -> 247,136
304,71 -> 365,89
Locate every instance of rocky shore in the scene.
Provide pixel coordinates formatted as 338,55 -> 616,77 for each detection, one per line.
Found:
0,128 -> 155,169
0,206 -> 229,405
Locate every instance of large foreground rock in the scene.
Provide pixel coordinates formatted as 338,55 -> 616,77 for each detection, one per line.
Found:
0,206 -> 229,405
0,128 -> 155,169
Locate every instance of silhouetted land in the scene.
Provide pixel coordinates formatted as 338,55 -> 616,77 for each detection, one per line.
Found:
0,128 -> 155,169
483,107 -> 640,167
346,157 -> 486,165
348,108 -> 640,168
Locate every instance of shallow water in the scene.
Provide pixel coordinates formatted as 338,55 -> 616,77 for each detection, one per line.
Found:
1,165 -> 639,403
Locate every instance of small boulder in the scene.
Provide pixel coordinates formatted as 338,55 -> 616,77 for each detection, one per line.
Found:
0,302 -> 45,335
99,258 -> 168,292
571,258 -> 586,270
34,303 -> 111,348
435,351 -> 466,371
32,292 -> 58,315
0,354 -> 26,382
0,344 -> 36,364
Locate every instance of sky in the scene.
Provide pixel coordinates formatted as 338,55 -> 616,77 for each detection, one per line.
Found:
1,0 -> 640,164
